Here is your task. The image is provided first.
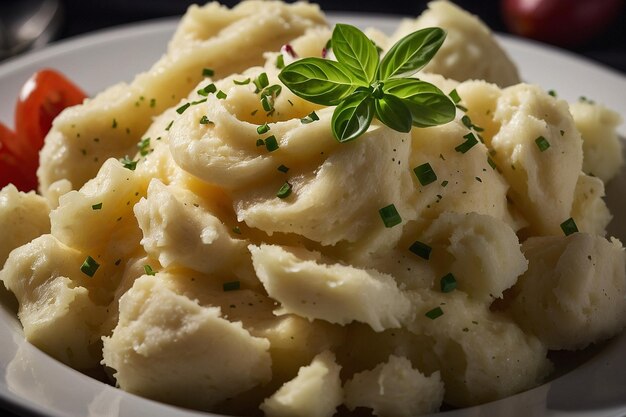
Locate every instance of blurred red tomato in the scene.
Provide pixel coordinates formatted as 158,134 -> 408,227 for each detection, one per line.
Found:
0,123 -> 37,192
0,69 -> 87,192
502,0 -> 624,47
15,68 -> 87,157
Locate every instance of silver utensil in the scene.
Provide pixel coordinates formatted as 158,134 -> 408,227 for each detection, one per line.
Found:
0,0 -> 63,60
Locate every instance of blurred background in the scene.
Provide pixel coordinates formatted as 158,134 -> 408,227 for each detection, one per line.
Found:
0,0 -> 625,73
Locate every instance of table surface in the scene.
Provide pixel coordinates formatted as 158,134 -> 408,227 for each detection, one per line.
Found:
0,1 -> 625,416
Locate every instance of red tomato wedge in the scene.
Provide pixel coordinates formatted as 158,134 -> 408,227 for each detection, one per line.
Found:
15,68 -> 88,157
0,122 -> 37,192
0,69 -> 87,192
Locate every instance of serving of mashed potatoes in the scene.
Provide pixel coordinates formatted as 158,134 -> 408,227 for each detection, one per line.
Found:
1,1 -> 625,416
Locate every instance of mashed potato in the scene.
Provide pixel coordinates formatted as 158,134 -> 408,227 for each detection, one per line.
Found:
1,1 -> 625,416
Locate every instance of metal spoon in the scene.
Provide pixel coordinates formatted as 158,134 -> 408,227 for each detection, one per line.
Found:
0,0 -> 63,60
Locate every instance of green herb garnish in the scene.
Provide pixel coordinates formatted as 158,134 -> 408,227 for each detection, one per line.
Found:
202,68 -> 214,77
120,156 -> 138,171
234,78 -> 251,85
278,24 -> 454,142
535,136 -> 550,152
276,182 -> 292,198
176,103 -> 191,114
91,202 -> 102,210
80,256 -> 100,277
379,204 -> 402,228
413,162 -> 437,186
198,83 -> 217,96
216,90 -> 227,100
440,273 -> 457,293
257,123 -> 270,134
199,115 -> 212,125
300,111 -> 320,124
254,72 -> 269,92
223,280 -> 241,291
560,218 -> 579,236
277,164 -> 289,173
455,132 -> 478,154
409,240 -> 432,260
425,306 -> 444,320
137,137 -> 151,156
265,135 -> 279,152
144,265 -> 156,276
276,54 -> 285,69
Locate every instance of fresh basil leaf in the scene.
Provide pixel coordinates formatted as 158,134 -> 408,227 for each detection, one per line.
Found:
384,78 -> 455,127
331,90 -> 374,142
374,94 -> 412,133
378,27 -> 446,80
332,24 -> 379,84
278,58 -> 357,105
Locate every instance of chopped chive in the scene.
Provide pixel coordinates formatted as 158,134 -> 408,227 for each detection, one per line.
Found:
535,136 -> 550,152
487,156 -> 497,170
216,90 -> 227,100
413,162 -> 437,186
263,84 -> 282,99
277,164 -> 289,173
232,226 -> 242,234
150,98 -> 156,108
425,306 -> 444,320
379,204 -> 402,228
548,89 -> 557,97
202,68 -> 214,77
456,104 -> 468,112
440,273 -> 457,293
300,111 -> 320,124
91,202 -> 103,210
257,123 -> 270,134
120,156 -> 137,171
138,137 -> 151,156
449,89 -> 461,104
455,132 -> 478,154
176,103 -> 191,114
233,78 -> 250,85
165,120 -> 174,131
256,138 -> 265,147
261,95 -> 273,112
223,280 -> 240,291
112,118 -> 118,128
461,115 -> 473,129
254,72 -> 269,92
276,182 -> 292,198
441,180 -> 448,187
560,218 -> 578,236
191,98 -> 207,106
276,54 -> 285,69
265,135 -> 279,152
198,83 -> 217,96
144,265 -> 156,276
409,240 -> 432,260
80,256 -> 100,277
251,109 -> 258,116
199,115 -> 212,125
560,130 -> 565,136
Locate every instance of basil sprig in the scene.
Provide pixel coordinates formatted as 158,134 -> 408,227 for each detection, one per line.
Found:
278,24 -> 455,142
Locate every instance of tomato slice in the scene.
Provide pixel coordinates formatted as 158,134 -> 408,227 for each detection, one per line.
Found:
0,123 -> 37,192
14,68 -> 87,158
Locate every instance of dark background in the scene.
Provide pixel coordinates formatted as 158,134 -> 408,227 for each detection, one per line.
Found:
55,0 -> 626,73
0,0 -> 625,416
